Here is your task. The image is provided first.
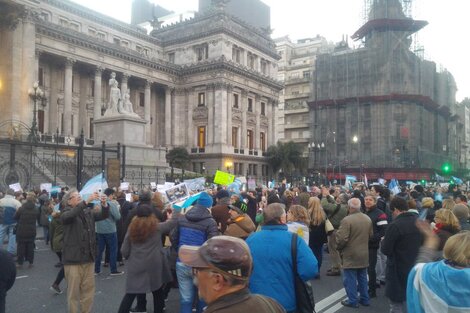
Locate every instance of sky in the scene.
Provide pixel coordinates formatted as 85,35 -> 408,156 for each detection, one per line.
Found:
72,0 -> 469,101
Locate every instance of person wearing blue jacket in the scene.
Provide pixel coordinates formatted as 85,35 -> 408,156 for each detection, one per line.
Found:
246,202 -> 318,313
170,192 -> 219,313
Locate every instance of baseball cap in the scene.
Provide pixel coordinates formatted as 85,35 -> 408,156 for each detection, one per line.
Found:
178,236 -> 252,280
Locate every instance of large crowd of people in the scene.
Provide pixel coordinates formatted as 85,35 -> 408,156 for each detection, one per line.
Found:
0,179 -> 470,313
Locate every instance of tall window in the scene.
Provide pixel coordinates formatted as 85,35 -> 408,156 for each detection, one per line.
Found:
233,94 -> 239,108
197,126 -> 206,148
90,118 -> 94,138
195,44 -> 208,61
38,110 -> 44,133
261,102 -> 266,116
139,92 -> 145,107
248,98 -> 253,112
261,60 -> 267,74
260,132 -> 266,152
38,67 -> 44,86
168,52 -> 175,63
247,130 -> 254,150
248,53 -> 255,69
232,46 -> 241,63
91,80 -> 95,97
232,127 -> 238,148
198,92 -> 205,107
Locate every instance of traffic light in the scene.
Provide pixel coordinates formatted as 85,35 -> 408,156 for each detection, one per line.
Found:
442,163 -> 452,173
420,179 -> 426,185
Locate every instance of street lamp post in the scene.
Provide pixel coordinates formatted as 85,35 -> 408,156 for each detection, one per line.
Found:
28,81 -> 46,143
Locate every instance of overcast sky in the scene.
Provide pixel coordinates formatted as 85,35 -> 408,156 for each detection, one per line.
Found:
72,0 -> 469,101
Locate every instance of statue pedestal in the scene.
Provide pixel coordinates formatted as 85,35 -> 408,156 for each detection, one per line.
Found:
93,114 -> 147,146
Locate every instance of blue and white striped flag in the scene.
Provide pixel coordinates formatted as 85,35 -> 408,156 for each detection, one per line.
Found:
452,176 -> 463,185
80,173 -> 108,199
388,178 -> 400,195
435,173 -> 445,182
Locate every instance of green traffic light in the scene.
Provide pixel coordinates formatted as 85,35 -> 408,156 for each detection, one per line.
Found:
442,163 -> 451,173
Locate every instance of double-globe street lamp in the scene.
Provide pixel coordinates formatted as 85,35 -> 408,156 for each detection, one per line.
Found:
27,81 -> 46,143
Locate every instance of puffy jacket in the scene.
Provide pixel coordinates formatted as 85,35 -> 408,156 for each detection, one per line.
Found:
247,224 -> 318,312
171,204 -> 219,253
60,201 -> 109,265
0,195 -> 22,225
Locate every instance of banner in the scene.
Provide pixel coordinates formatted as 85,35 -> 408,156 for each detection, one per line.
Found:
40,183 -> 52,193
120,182 -> 129,191
164,183 -> 190,203
9,183 -> 22,192
213,170 -> 235,186
389,179 -> 400,195
184,177 -> 206,192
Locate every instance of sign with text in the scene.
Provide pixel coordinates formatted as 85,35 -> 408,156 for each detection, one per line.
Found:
9,183 -> 22,192
40,183 -> 52,193
120,182 -> 129,191
213,170 -> 235,186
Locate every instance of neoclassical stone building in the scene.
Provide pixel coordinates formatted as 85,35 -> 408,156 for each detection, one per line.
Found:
0,0 -> 282,182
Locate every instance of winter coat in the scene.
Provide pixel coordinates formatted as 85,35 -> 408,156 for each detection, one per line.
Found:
49,214 -> 64,253
321,197 -> 348,229
14,201 -> 39,242
246,224 -> 317,313
335,211 -> 373,269
211,203 -> 230,234
224,214 -> 256,239
309,221 -> 328,248
116,198 -> 132,243
0,249 -> 16,291
95,200 -> 121,234
39,204 -> 52,227
204,288 -> 286,313
381,212 -> 422,302
171,204 -> 219,253
0,195 -> 22,225
60,201 -> 109,265
121,216 -> 178,294
365,206 -> 388,249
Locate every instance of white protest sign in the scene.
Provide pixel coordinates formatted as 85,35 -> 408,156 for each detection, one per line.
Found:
120,182 -> 129,191
40,183 -> 52,193
125,193 -> 132,202
9,183 -> 22,192
150,182 -> 157,189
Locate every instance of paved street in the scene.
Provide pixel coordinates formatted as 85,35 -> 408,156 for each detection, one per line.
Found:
7,238 -> 389,313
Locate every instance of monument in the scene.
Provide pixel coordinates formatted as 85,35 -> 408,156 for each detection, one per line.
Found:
93,72 -> 147,148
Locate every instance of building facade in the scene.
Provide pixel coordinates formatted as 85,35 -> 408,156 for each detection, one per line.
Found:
308,0 -> 461,181
0,0 -> 282,186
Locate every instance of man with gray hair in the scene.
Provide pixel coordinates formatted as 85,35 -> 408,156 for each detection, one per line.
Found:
336,197 -> 373,308
0,189 -> 22,257
246,203 -> 317,313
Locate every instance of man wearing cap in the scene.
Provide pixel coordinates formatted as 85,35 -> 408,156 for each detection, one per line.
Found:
171,191 -> 219,313
94,188 -> 123,276
211,189 -> 231,234
179,236 -> 285,313
246,203 -> 317,313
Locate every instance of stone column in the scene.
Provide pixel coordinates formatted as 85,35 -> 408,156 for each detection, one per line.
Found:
226,84 -> 233,147
255,95 -> 261,150
268,99 -> 277,146
240,90 -> 248,150
20,11 -> 36,125
187,88 -> 194,148
214,83 -> 227,148
48,65 -> 59,133
121,73 -> 129,99
164,87 -> 172,146
79,72 -> 89,137
207,84 -> 215,146
144,80 -> 151,144
93,67 -> 103,122
63,58 -> 74,136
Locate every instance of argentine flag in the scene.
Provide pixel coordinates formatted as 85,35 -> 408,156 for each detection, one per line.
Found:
388,178 -> 400,195
80,173 -> 108,199
452,176 -> 463,185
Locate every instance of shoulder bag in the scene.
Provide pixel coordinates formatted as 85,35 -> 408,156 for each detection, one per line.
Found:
325,204 -> 341,235
291,233 -> 316,313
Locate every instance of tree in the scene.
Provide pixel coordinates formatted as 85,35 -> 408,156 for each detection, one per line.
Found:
266,141 -> 303,181
166,147 -> 190,181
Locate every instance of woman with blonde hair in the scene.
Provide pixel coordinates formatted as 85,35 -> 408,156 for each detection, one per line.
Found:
307,197 -> 328,277
286,205 -> 310,244
433,208 -> 461,251
407,226 -> 470,313
442,198 -> 455,211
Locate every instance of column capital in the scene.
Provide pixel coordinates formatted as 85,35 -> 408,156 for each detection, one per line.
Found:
241,90 -> 248,97
227,83 -> 233,93
145,80 -> 153,88
255,94 -> 261,101
65,58 -> 75,67
94,66 -> 104,76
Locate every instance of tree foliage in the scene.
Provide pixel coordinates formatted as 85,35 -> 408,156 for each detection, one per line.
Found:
266,141 -> 303,177
166,147 -> 190,181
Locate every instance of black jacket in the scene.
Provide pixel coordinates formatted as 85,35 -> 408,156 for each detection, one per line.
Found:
14,201 -> 39,242
0,249 -> 16,291
365,206 -> 388,249
60,201 -> 109,265
381,212 -> 422,302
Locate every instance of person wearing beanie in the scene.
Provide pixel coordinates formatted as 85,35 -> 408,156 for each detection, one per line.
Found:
211,189 -> 231,234
170,191 -> 219,313
452,204 -> 470,231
